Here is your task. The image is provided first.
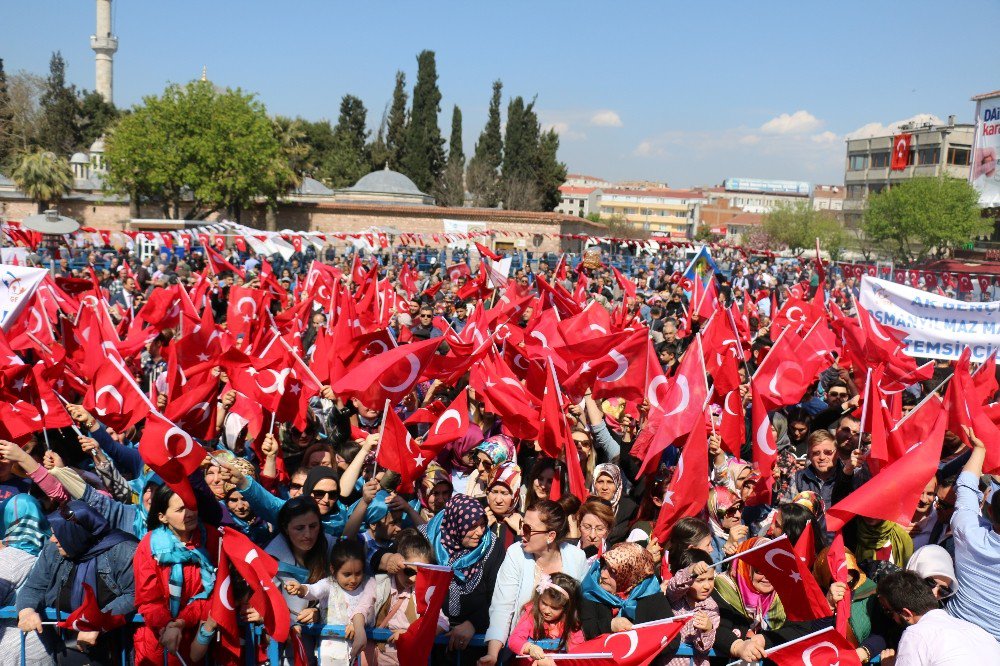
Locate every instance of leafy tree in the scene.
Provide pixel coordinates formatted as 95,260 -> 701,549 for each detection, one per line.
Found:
762,202 -> 846,257
77,90 -> 118,149
0,59 -> 14,169
501,96 -> 538,184
535,128 -> 566,212
385,71 -> 408,170
10,149 -> 73,212
271,116 -> 310,179
103,80 -> 288,220
322,94 -> 370,188
37,52 -> 80,155
436,105 -> 465,206
467,80 -> 503,207
401,50 -> 445,193
862,177 -> 990,263
298,118 -> 336,180
5,71 -> 46,155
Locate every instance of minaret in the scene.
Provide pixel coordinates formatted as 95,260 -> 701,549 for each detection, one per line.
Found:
90,0 -> 118,104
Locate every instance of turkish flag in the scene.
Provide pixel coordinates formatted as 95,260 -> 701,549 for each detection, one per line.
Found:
719,389 -> 746,457
446,263 -> 471,281
164,370 -> 220,440
570,616 -> 690,666
469,350 -> 539,440
138,412 -> 208,508
765,627 -> 861,666
700,316 -> 742,396
421,390 -> 469,452
377,407 -> 425,493
826,412 -> 946,532
287,630 -> 311,666
891,133 -> 911,170
736,535 -> 831,622
570,328 -> 650,403
652,420 -> 709,544
537,360 -> 571,459
744,386 -> 778,507
56,583 -> 126,632
330,336 -> 441,410
83,357 -> 151,432
637,335 -> 709,477
396,564 -> 453,666
827,533 -> 852,638
208,542 -> 242,657
226,286 -> 268,340
474,242 -> 502,261
28,363 -> 73,430
220,526 -> 290,643
612,267 -> 637,300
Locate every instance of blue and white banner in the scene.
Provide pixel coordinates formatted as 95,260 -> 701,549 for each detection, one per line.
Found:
859,275 -> 1000,361
0,264 -> 47,331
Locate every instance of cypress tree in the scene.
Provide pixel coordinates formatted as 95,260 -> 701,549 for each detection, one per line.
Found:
38,52 -> 81,155
536,128 -> 567,212
467,80 -> 503,207
386,71 -> 408,170
500,96 -> 542,210
437,105 -> 465,207
401,50 -> 445,193
0,59 -> 14,169
448,105 -> 464,167
322,94 -> 371,188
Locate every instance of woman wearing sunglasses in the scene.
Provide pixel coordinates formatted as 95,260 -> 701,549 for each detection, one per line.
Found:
479,500 -> 587,666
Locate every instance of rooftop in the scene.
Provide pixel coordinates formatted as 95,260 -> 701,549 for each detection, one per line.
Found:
602,187 -> 705,199
726,211 -> 764,227
558,185 -> 598,195
349,167 -> 428,197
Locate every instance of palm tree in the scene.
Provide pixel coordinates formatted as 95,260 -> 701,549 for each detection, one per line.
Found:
10,149 -> 74,213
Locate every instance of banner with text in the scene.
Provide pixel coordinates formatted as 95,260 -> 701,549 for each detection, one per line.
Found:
859,275 -> 1000,361
971,92 -> 1000,207
0,264 -> 47,331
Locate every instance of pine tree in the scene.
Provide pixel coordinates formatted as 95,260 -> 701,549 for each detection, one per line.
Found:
437,105 -> 465,207
386,71 -> 408,170
467,80 -> 503,207
500,96 -> 542,210
536,128 -> 567,212
401,50 -> 445,193
369,107 -> 391,172
0,58 -> 14,169
77,90 -> 118,149
38,52 -> 81,155
321,94 -> 371,188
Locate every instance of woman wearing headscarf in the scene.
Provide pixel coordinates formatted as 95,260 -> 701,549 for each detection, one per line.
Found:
482,462 -> 523,550
0,495 -> 50,666
579,543 -> 672,638
417,462 -> 453,521
851,518 -> 913,567
132,485 -> 220,666
590,463 -> 636,546
227,463 -> 348,537
464,435 -> 515,498
16,500 -> 138,666
706,486 -> 747,562
712,537 -> 820,664
420,494 -> 503,666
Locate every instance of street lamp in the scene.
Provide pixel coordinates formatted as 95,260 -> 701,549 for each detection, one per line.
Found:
21,209 -> 81,274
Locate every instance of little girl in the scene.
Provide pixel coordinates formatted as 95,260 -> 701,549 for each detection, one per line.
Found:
507,573 -> 585,660
285,539 -> 376,666
663,549 -> 719,666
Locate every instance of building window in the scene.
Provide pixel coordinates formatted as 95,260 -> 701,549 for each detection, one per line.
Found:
869,183 -> 887,195
849,154 -> 868,170
947,146 -> 971,166
846,184 -> 865,199
870,151 -> 890,168
917,147 -> 940,165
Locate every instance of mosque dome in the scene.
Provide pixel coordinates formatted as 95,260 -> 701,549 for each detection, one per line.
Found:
70,152 -> 90,165
336,166 -> 435,206
89,138 -> 106,153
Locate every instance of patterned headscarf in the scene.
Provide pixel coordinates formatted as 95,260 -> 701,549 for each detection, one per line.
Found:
591,463 -> 623,513
475,434 -> 515,467
486,462 -> 522,515
423,494 -> 497,616
581,543 -> 660,620
418,461 -> 453,513
600,542 -> 654,594
2,494 -> 49,556
792,491 -> 824,517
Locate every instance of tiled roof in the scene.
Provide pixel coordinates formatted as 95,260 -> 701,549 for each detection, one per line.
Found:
726,211 -> 764,227
559,186 -> 598,195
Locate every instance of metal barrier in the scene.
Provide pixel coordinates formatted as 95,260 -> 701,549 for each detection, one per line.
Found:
0,607 -> 730,665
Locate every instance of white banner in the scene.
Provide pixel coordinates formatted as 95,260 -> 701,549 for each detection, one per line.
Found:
0,264 -> 47,331
859,275 -> 1000,361
971,93 -> 1000,207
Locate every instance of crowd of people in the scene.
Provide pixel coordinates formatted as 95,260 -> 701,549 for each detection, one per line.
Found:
0,233 -> 996,666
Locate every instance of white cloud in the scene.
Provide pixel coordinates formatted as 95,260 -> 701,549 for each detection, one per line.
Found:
544,121 -> 586,141
811,131 -> 839,144
761,110 -> 822,135
845,113 -> 943,140
739,134 -> 761,145
590,110 -> 623,127
633,140 -> 664,157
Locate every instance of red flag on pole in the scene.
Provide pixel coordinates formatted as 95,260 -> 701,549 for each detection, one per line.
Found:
56,583 -> 126,632
569,616 -> 691,666
733,535 -> 831,622
890,133 -> 911,170
396,564 -> 453,666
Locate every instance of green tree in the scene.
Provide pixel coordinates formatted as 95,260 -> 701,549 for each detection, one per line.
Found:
10,149 -> 73,212
535,128 -> 566,211
271,116 -> 310,179
38,52 -> 80,155
321,94 -> 370,188
385,71 -> 408,170
5,71 -> 46,155
762,202 -> 845,256
0,58 -> 14,169
437,105 -> 465,207
466,80 -> 503,207
103,80 -> 287,220
298,118 -> 336,180
401,50 -> 445,193
77,90 -> 118,149
500,96 -> 543,210
862,177 -> 990,263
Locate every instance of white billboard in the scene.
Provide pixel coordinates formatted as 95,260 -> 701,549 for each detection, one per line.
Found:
971,92 -> 1000,207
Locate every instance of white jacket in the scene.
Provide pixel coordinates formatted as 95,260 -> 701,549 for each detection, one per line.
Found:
484,541 -> 588,644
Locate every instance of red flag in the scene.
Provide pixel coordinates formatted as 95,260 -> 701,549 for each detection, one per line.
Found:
396,564 -> 453,666
744,386 -> 778,506
138,412 -> 208,508
827,533 -> 851,638
83,355 -> 152,432
474,242 -> 502,261
164,370 -> 220,440
570,617 -> 690,666
330,337 -> 441,410
765,627 -> 861,666
751,327 -> 822,411
611,267 -> 637,300
537,360 -> 571,459
421,390 -> 469,452
718,389 -> 746,457
287,630 -> 311,666
792,520 -> 816,572
221,526 -> 290,643
891,133 -> 911,170
377,407 -> 425,493
735,535 -> 831,622
446,263 -> 471,281
227,286 -> 268,340
56,583 -> 126,632
826,413 -> 946,532
208,540 -> 242,656
652,422 -> 709,544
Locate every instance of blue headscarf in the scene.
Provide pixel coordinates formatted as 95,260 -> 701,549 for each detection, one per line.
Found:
581,552 -> 662,621
2,495 -> 49,556
302,466 -> 348,537
49,500 -> 136,609
424,494 -> 494,583
149,525 -> 216,617
346,490 -> 391,532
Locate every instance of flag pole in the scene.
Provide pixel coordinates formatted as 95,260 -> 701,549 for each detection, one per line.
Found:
371,399 -> 391,478
723,626 -> 840,666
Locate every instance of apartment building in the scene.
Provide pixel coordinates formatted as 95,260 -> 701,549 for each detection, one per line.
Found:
598,187 -> 706,237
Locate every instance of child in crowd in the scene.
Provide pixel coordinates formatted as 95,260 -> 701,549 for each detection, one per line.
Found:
663,549 -> 719,666
285,539 -> 376,666
507,573 -> 585,659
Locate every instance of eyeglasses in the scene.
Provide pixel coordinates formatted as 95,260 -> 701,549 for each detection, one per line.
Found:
828,391 -> 849,399
923,577 -> 954,598
521,524 -> 550,538
310,489 -> 337,501
579,523 -> 608,536
724,506 -> 743,517
419,314 -> 432,319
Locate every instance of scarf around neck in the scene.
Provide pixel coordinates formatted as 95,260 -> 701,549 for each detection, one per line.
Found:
149,525 -> 216,616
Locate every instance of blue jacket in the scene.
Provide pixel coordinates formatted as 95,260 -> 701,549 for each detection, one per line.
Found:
16,539 -> 138,617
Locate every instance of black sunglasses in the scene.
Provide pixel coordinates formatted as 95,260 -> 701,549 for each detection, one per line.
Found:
310,489 -> 337,500
403,567 -> 418,577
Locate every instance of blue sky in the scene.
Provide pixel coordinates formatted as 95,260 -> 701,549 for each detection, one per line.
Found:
5,0 -> 998,187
